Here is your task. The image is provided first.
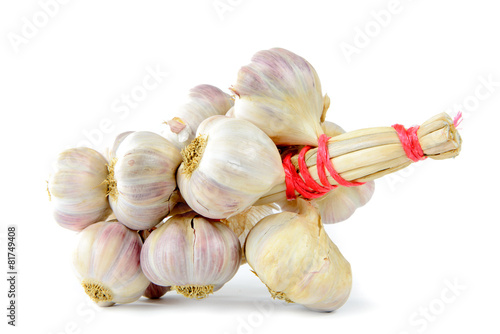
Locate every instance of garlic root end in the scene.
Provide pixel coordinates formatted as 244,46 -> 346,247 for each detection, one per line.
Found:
82,279 -> 113,304
173,285 -> 214,300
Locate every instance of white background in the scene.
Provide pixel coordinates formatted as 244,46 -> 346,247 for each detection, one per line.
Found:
1,0 -> 499,333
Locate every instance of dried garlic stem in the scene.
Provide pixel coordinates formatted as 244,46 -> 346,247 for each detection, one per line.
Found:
256,112 -> 461,205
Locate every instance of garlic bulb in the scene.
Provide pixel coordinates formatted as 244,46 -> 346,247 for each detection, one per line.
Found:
107,131 -> 182,230
220,204 -> 279,264
231,48 -> 326,146
177,116 -> 284,219
140,213 -> 241,299
164,84 -> 234,150
73,221 -> 150,306
48,147 -> 111,231
245,199 -> 352,312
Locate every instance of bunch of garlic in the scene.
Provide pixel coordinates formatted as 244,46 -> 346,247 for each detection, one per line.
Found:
73,221 -> 150,306
140,213 -> 241,299
177,116 -> 284,219
107,131 -> 182,230
245,199 -> 352,312
48,147 -> 111,231
164,84 -> 234,150
231,48 -> 328,146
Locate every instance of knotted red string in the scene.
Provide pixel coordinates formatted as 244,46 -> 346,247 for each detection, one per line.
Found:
283,134 -> 365,200
391,124 -> 426,163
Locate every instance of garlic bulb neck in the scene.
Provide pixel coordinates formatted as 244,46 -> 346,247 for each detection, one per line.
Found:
173,285 -> 214,300
81,279 -> 113,304
180,135 -> 207,177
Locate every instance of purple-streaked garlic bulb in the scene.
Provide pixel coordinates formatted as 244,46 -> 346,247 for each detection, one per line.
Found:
138,227 -> 171,299
164,84 -> 234,150
48,147 -> 111,231
73,221 -> 150,306
140,213 -> 241,299
177,116 -> 284,219
107,131 -> 182,230
231,48 -> 328,146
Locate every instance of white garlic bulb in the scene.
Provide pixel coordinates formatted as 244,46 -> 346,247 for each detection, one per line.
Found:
220,204 -> 279,264
245,199 -> 352,312
164,84 -> 234,150
73,221 -> 150,306
48,147 -> 111,231
177,116 -> 284,219
140,213 -> 241,299
231,48 -> 326,146
107,131 -> 182,230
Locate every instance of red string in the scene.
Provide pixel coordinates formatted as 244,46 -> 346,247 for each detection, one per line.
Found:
283,115 -> 459,200
391,124 -> 426,163
283,134 -> 365,200
453,111 -> 463,128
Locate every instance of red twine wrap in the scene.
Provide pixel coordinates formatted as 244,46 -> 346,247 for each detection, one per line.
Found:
283,134 -> 365,200
283,113 -> 460,200
391,124 -> 426,163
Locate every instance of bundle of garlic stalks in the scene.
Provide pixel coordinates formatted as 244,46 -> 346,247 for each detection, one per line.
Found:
47,48 -> 462,312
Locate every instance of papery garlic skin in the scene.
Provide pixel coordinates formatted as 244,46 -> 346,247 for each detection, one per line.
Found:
73,221 -> 150,306
108,131 -> 182,230
105,131 -> 133,161
245,199 -> 352,312
140,214 -> 241,299
48,147 -> 111,231
231,48 -> 325,146
177,116 -> 284,219
220,204 -> 279,264
164,85 -> 234,150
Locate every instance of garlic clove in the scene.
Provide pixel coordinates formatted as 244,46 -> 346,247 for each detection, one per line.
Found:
107,131 -> 182,230
140,214 -> 241,299
177,115 -> 284,219
48,147 -> 111,231
220,204 -> 279,264
73,221 -> 150,306
143,282 -> 171,299
245,199 -> 352,312
163,84 -> 234,150
231,48 -> 325,146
